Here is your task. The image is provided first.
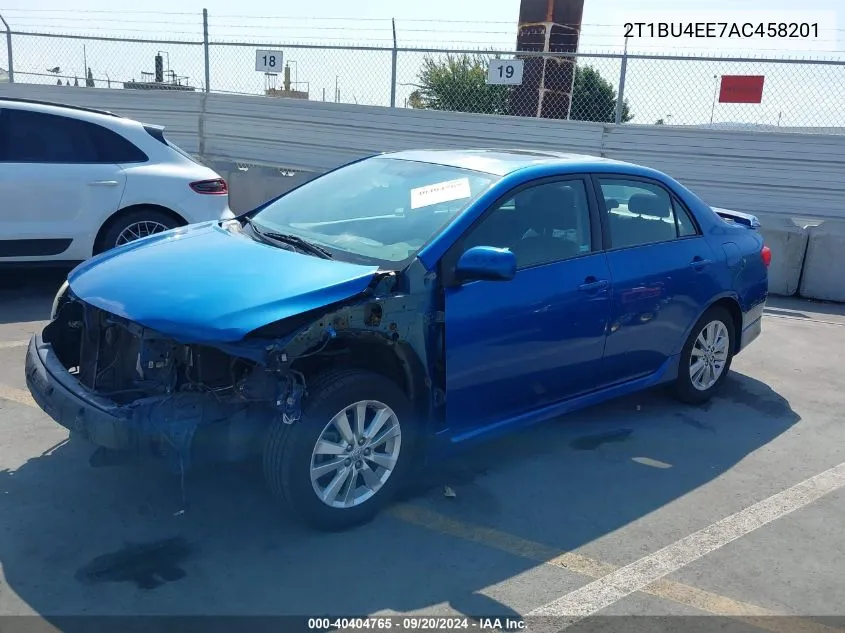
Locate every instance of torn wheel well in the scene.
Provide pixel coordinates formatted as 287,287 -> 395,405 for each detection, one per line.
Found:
291,334 -> 430,418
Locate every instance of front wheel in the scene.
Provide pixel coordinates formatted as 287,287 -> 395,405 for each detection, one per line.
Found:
672,306 -> 735,405
263,369 -> 418,531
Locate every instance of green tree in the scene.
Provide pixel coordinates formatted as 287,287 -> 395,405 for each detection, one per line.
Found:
411,53 -> 510,115
411,54 -> 633,123
569,65 -> 633,123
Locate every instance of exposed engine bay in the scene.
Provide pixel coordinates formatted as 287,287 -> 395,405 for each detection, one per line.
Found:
42,273 -> 435,474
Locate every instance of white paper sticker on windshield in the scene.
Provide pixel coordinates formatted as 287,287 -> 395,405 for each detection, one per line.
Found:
410,178 -> 472,210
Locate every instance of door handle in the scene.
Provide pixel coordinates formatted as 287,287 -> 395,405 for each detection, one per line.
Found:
87,180 -> 119,186
578,278 -> 609,292
689,256 -> 712,270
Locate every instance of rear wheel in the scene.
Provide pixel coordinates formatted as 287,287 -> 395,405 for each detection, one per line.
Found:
97,208 -> 180,253
263,369 -> 418,531
672,306 -> 735,405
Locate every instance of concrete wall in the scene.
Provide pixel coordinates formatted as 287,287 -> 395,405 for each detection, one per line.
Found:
800,221 -> 845,302
757,215 -> 810,297
204,161 -> 317,214
2,83 -> 843,301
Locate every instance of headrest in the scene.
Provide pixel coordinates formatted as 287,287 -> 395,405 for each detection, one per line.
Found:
627,193 -> 666,215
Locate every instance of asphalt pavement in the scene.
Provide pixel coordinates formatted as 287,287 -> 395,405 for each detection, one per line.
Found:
1,270 -> 844,632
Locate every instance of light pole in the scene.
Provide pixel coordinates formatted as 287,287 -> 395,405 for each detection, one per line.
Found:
287,60 -> 298,89
709,74 -> 719,125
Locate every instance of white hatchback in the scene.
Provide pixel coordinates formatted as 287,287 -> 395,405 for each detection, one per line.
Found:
0,97 -> 234,264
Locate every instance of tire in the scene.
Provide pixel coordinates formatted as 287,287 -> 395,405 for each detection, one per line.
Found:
263,369 -> 419,531
672,305 -> 735,405
97,208 -> 180,254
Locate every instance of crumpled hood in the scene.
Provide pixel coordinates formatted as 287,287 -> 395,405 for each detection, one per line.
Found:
68,222 -> 380,343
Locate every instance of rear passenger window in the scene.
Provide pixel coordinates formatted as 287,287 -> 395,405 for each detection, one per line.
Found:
2,110 -> 147,164
88,124 -> 148,163
674,199 -> 699,237
598,178 -> 697,249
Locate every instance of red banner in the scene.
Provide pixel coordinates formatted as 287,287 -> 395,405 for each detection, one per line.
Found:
718,75 -> 765,104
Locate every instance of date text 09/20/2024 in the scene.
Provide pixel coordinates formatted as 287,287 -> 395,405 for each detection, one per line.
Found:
307,617 -> 525,631
623,22 -> 819,39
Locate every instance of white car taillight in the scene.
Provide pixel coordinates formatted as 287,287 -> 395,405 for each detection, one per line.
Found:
190,178 -> 228,195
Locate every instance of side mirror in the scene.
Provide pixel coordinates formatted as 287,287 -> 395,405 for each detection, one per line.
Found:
455,246 -> 516,283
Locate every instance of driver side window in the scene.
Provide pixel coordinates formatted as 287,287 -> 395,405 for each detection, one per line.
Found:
463,179 -> 593,270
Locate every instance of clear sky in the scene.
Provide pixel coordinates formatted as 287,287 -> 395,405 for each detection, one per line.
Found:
1,0 -> 843,127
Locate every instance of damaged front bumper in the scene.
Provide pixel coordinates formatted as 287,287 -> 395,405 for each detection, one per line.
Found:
25,334 -> 278,470
26,334 -> 138,451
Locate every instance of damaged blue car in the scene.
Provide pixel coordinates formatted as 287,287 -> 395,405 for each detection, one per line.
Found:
25,149 -> 770,531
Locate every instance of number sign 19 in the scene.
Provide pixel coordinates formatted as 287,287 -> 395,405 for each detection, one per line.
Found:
486,59 -> 524,85
255,49 -> 283,72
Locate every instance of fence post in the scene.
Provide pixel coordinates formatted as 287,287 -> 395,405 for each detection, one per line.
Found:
390,18 -> 398,107
0,13 -> 13,83
202,8 -> 210,93
614,41 -> 628,125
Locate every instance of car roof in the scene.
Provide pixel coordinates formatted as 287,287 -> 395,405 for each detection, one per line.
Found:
0,97 -> 140,130
382,148 -> 636,177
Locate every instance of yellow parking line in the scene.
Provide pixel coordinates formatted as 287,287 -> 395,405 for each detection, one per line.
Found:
388,504 -> 843,633
0,383 -> 35,407
1,376 -> 838,633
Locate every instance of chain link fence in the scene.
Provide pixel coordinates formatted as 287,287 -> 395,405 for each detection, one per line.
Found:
3,27 -> 844,132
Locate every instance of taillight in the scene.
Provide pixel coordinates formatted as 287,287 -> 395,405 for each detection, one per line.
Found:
761,245 -> 771,267
190,178 -> 228,195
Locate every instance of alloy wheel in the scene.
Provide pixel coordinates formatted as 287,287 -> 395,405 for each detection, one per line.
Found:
309,400 -> 402,509
115,220 -> 169,246
689,320 -> 730,391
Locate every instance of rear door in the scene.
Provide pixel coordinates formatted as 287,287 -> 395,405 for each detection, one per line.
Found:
0,108 -> 133,260
594,175 -> 721,386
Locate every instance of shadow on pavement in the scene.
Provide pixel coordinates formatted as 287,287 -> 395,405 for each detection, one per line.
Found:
0,369 -> 798,625
764,295 -> 845,320
0,268 -> 70,325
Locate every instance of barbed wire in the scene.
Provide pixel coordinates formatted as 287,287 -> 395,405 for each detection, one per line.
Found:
4,11 -> 844,31
7,28 -> 845,60
7,29 -> 845,56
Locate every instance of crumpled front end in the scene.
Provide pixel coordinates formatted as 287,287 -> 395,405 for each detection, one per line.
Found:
26,269 -> 435,474
26,292 -> 306,472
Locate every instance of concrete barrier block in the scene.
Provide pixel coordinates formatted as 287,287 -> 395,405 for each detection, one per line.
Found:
799,220 -> 845,302
756,214 -> 809,296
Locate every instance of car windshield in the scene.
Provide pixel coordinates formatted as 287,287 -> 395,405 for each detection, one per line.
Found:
249,157 -> 498,266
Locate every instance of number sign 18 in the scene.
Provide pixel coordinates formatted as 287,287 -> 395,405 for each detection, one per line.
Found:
486,59 -> 524,85
255,49 -> 283,72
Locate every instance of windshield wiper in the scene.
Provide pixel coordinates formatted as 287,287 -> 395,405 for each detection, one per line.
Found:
263,232 -> 334,259
242,217 -> 333,259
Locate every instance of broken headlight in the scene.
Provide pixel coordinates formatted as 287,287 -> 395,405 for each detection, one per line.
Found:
50,280 -> 70,321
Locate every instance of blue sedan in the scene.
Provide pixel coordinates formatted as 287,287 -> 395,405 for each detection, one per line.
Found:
25,149 -> 770,530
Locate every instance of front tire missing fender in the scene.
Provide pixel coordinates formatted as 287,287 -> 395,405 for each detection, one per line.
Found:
262,369 -> 418,531
672,306 -> 735,405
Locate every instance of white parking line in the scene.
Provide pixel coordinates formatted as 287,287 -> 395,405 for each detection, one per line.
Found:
631,456 -> 672,469
526,461 -> 845,630
0,340 -> 28,349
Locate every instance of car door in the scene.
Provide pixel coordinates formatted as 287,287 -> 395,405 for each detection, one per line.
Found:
0,108 -> 128,260
594,175 -> 721,386
441,176 -> 612,437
